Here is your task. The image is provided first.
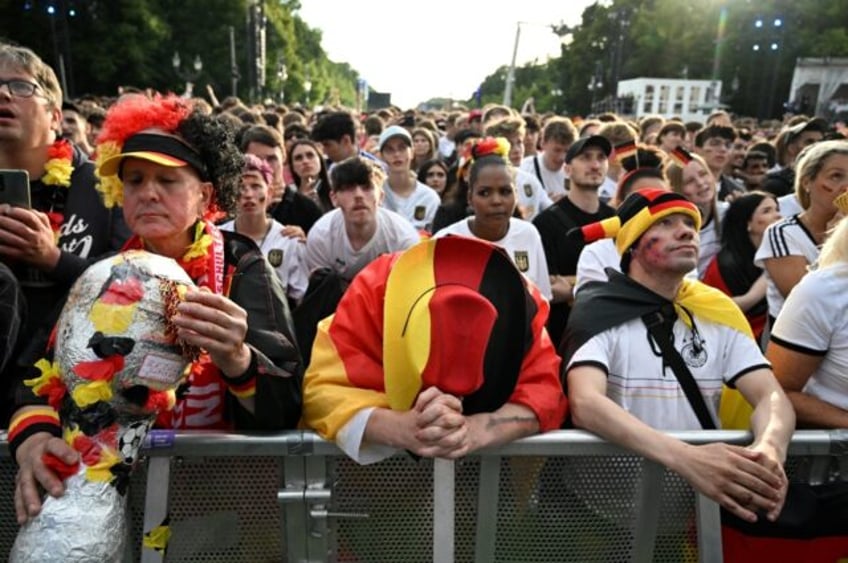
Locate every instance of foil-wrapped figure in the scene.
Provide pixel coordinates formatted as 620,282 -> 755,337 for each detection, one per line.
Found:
11,250 -> 197,563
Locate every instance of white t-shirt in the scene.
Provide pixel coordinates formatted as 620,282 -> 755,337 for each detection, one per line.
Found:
770,263 -> 848,411
754,215 -> 820,319
575,239 -> 621,293
598,176 -> 617,204
305,208 -> 420,279
438,135 -> 455,159
514,168 -> 553,221
568,311 -> 769,430
697,201 -> 728,279
218,219 -> 308,301
381,180 -> 441,232
520,154 -> 568,199
434,217 -> 552,300
777,193 -> 803,218
575,239 -> 698,294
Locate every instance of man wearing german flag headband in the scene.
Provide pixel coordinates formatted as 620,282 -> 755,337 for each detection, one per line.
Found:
563,187 -> 795,526
302,236 -> 567,463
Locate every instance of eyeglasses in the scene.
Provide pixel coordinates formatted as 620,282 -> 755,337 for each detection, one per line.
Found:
0,79 -> 42,98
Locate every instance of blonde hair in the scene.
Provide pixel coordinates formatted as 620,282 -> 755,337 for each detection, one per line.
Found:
665,152 -> 720,233
817,215 -> 848,269
795,140 -> 848,210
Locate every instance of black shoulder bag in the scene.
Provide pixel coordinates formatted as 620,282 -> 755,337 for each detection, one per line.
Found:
641,309 -> 717,430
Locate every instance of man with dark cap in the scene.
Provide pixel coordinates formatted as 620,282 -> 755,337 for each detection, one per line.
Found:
533,135 -> 615,347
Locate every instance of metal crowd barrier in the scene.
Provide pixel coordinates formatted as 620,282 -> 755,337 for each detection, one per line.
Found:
0,430 -> 844,562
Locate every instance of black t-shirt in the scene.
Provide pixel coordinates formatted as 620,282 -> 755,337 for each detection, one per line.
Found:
533,196 -> 615,347
270,186 -> 324,234
761,168 -> 795,198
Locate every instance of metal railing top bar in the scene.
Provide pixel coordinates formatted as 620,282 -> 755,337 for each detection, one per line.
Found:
2,429 -> 845,459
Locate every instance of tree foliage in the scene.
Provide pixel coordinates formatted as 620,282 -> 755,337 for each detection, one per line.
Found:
0,0 -> 363,106
2,0 -> 847,115
473,0 -> 848,118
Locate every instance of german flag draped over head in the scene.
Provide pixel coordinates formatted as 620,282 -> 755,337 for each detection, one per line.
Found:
302,237 -> 568,441
383,236 -> 530,413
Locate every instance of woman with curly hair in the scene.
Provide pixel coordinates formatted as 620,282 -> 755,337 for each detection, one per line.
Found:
433,137 -> 551,300
10,94 -> 304,524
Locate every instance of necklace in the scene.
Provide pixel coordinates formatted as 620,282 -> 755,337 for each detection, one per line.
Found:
236,217 -> 272,251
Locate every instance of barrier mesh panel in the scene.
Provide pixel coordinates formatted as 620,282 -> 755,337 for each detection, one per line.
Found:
330,455 -> 434,562
0,449 -> 826,562
1,457 -> 17,561
328,455 -> 701,563
162,456 -> 284,563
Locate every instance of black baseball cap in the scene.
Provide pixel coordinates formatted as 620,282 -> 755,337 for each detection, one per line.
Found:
565,135 -> 612,163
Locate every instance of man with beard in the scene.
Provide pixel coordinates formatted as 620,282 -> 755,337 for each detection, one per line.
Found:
533,135 -> 614,347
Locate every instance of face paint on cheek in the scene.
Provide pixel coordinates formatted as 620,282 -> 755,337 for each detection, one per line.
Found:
638,236 -> 671,267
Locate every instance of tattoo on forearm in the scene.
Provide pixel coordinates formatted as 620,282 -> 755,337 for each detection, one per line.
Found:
485,415 -> 537,430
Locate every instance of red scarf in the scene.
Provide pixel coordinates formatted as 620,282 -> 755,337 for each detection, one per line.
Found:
122,221 -> 233,430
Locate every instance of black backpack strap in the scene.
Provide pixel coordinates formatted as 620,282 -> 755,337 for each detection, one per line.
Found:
642,310 -> 717,430
550,203 -> 577,233
533,155 -> 546,189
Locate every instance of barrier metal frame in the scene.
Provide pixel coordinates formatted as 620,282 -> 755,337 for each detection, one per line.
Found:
1,429 -> 845,563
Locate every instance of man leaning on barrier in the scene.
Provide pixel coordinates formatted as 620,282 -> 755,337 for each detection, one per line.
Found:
302,235 -> 568,463
563,188 -> 795,524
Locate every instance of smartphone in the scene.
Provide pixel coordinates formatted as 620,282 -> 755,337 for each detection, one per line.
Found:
0,169 -> 31,209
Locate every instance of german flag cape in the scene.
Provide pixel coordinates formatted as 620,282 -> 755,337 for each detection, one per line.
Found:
562,269 -> 754,429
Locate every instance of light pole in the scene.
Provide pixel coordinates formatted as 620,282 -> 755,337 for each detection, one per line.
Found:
303,72 -> 312,106
550,87 -> 563,114
587,61 -> 604,115
172,52 -> 202,98
503,21 -> 565,108
607,8 -> 631,96
503,22 -> 522,107
276,57 -> 287,104
751,15 -> 783,118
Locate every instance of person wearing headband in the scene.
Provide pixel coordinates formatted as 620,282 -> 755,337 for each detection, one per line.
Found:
563,187 -> 794,527
10,94 -> 304,525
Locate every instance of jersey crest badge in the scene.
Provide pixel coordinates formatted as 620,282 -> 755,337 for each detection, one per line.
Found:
268,249 -> 284,268
513,250 -> 529,272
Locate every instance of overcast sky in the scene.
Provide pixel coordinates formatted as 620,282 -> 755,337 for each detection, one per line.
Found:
296,0 -> 597,108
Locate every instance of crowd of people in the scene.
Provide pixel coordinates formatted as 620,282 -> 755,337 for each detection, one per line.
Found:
2,42 -> 848,547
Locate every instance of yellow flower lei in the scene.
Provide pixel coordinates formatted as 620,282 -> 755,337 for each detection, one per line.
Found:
94,140 -> 124,208
42,138 -> 74,188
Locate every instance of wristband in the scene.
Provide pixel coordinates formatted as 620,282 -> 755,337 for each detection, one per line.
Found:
224,348 -> 257,399
8,406 -> 62,464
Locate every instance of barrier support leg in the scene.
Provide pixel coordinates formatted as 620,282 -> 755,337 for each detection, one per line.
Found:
695,494 -> 723,563
474,456 -> 501,563
631,459 -> 664,562
433,458 -> 455,563
140,457 -> 171,563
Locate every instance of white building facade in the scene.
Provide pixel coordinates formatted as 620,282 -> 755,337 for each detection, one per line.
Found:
616,78 -> 723,122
